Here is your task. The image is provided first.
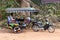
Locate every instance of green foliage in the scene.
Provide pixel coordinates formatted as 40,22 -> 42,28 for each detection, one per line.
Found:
31,0 -> 41,6
55,10 -> 60,15
31,0 -> 60,16
1,0 -> 16,11
0,0 -> 20,20
0,0 -> 60,20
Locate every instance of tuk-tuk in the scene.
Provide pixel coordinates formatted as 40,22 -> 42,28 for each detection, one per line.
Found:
5,8 -> 39,33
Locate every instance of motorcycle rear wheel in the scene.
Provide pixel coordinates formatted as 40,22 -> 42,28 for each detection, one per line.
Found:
32,25 -> 39,32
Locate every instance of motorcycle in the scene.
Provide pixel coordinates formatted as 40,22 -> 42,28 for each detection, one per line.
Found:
32,19 -> 55,33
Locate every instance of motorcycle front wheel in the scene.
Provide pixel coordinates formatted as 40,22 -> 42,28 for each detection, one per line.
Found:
13,27 -> 22,33
48,26 -> 55,33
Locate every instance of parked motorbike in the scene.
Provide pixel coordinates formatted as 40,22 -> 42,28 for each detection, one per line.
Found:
32,19 -> 55,33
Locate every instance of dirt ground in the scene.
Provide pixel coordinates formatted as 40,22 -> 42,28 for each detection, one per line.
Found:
0,28 -> 60,40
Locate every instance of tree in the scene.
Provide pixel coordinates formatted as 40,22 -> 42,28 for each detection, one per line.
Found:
0,0 -> 21,20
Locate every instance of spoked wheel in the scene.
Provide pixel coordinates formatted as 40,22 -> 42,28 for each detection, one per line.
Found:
48,26 -> 55,33
13,27 -> 22,33
32,25 -> 39,32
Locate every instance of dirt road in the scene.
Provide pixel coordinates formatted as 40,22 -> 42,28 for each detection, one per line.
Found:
0,28 -> 60,40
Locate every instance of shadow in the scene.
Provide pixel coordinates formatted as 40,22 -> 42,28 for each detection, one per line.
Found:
0,27 -> 28,34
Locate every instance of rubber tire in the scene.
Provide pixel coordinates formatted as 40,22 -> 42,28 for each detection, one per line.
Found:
48,26 -> 55,33
13,27 -> 21,33
32,25 -> 39,32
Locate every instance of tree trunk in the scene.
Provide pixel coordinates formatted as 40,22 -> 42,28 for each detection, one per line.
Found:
21,0 -> 30,17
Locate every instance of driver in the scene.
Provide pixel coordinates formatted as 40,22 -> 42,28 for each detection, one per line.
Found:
44,16 -> 49,30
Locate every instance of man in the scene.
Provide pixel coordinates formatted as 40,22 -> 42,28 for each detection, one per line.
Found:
44,17 -> 49,30
26,16 -> 31,24
7,13 -> 15,29
7,13 -> 14,24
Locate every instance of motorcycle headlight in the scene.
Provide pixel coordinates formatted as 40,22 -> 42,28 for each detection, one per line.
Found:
46,22 -> 49,24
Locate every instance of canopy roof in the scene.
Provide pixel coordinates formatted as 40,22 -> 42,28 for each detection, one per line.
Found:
5,8 -> 39,13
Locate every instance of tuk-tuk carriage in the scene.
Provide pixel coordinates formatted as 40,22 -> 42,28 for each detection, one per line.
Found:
5,8 -> 39,33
